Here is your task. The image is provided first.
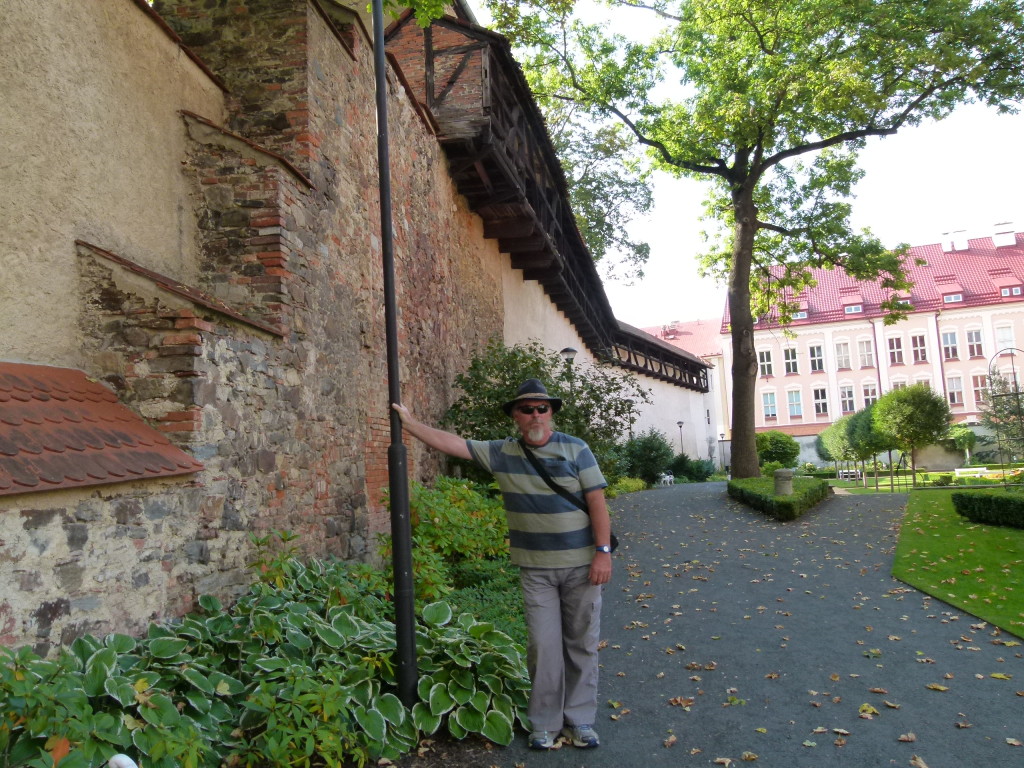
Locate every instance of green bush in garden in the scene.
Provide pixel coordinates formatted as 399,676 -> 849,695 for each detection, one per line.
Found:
1,540 -> 529,768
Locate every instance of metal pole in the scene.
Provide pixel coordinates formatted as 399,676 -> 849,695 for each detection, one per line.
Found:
371,0 -> 416,707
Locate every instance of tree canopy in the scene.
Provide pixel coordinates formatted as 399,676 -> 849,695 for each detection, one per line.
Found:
483,0 -> 1024,477
872,384 -> 952,480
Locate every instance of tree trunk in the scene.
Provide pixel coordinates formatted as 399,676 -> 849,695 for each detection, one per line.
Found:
727,187 -> 760,478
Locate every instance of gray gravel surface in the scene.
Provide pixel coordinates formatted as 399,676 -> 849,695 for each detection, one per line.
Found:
436,482 -> 1024,768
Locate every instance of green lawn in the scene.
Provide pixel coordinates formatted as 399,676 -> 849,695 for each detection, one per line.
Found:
893,488 -> 1024,639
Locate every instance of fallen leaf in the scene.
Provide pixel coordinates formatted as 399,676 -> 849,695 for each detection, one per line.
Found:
663,734 -> 677,748
1007,738 -> 1023,747
991,673 -> 1013,680
869,687 -> 888,694
898,733 -> 917,742
859,703 -> 880,715
713,759 -> 732,766
910,756 -> 930,768
926,683 -> 949,691
741,751 -> 758,761
802,740 -> 817,747
884,700 -> 901,709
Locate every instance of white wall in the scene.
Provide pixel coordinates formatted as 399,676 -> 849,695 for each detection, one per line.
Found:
0,0 -> 227,365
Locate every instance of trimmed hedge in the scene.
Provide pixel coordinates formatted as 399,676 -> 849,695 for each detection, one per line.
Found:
727,477 -> 831,521
952,488 -> 1024,529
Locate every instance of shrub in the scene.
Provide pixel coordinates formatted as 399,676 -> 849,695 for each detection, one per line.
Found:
0,558 -> 531,768
439,338 -> 649,485
620,428 -> 675,484
608,476 -> 646,495
952,489 -> 1024,529
667,453 -> 715,482
755,430 -> 801,468
761,460 -> 785,477
727,476 -> 831,521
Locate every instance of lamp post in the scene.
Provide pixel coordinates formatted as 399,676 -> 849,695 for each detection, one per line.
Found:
371,0 -> 415,707
719,433 -> 726,470
676,420 -> 685,453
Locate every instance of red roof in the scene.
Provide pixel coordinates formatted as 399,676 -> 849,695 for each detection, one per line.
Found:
0,363 -> 203,497
640,318 -> 724,359
724,231 -> 1024,328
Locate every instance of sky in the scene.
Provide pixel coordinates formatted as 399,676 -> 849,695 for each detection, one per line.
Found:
462,1 -> 1024,332
601,103 -> 1024,329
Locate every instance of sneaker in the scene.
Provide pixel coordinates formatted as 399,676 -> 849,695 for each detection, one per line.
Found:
529,730 -> 558,749
561,724 -> 600,748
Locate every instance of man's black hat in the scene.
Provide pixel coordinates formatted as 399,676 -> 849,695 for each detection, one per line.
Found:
502,378 -> 563,415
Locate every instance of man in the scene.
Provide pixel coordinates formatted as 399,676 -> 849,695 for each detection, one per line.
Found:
392,378 -> 612,750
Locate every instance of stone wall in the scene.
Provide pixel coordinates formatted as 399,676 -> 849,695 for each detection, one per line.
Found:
1,0 -> 505,651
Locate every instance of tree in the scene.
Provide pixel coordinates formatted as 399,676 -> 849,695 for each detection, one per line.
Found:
872,384 -> 952,484
485,0 -> 1024,478
441,338 -> 651,481
978,371 -> 1024,461
819,416 -> 855,471
847,403 -> 897,488
946,424 -> 978,464
754,430 -> 800,468
621,428 -> 675,484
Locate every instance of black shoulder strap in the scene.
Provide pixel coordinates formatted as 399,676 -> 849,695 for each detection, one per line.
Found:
519,439 -> 589,514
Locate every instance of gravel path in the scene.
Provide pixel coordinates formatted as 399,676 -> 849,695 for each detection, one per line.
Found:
474,482 -> 1024,768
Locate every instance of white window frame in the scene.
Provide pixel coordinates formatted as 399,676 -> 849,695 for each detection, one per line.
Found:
863,382 -> 878,406
835,341 -> 851,369
813,387 -> 828,415
967,329 -> 983,358
758,349 -> 774,377
791,310 -> 808,320
891,380 -> 908,390
971,374 -> 988,405
995,325 -> 1015,353
888,337 -> 904,365
839,385 -> 855,413
844,304 -> 863,314
762,391 -> 777,419
911,333 -> 927,363
809,344 -> 824,372
787,390 -> 803,418
858,339 -> 874,368
942,331 -> 959,360
947,376 -> 963,405
784,347 -> 799,374
943,293 -> 963,303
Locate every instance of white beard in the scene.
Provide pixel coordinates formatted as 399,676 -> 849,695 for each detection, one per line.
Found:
526,425 -> 548,444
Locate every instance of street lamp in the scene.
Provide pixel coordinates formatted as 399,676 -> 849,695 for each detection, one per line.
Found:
676,420 -> 685,453
560,347 -> 578,364
719,433 -> 726,470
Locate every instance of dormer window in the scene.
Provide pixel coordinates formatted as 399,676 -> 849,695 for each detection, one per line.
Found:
943,293 -> 963,304
844,304 -> 863,314
792,310 -> 807,319
1000,286 -> 1022,297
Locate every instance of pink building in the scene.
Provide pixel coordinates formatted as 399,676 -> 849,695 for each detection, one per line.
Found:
649,228 -> 1024,460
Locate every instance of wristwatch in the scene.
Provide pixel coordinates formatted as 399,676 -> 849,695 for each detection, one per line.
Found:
595,545 -> 612,553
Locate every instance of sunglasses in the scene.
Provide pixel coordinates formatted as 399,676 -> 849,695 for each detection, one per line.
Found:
516,404 -> 550,415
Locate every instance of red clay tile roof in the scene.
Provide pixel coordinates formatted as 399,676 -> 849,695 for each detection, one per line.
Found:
640,318 -> 725,360
0,363 -> 203,497
724,231 -> 1024,329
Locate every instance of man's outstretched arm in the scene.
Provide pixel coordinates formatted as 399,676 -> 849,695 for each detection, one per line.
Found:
392,403 -> 472,460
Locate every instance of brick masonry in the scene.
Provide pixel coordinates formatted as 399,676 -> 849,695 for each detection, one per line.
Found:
1,0 -> 504,652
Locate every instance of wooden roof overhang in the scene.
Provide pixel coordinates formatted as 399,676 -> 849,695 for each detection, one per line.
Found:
386,13 -> 708,393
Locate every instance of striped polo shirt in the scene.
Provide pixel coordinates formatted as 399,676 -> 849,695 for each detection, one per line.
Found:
466,432 -> 607,568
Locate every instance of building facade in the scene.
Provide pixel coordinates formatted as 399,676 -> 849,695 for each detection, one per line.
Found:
720,229 -> 1024,451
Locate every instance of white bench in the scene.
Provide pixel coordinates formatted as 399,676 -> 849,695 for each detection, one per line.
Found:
837,469 -> 861,480
954,467 -> 988,477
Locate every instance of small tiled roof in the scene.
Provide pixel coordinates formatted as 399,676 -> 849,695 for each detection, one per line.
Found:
640,318 -> 725,360
724,231 -> 1024,328
0,363 -> 203,497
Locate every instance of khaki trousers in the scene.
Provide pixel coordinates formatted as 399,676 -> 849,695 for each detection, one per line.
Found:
520,565 -> 602,731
